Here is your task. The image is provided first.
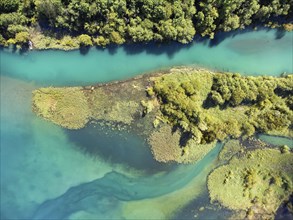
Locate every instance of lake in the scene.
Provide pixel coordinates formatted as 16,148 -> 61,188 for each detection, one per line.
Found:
0,28 -> 292,219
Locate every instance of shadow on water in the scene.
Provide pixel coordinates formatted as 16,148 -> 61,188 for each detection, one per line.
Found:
208,27 -> 256,47
79,46 -> 91,55
107,44 -> 119,55
275,28 -> 286,40
122,41 -> 194,59
65,123 -> 175,173
121,27 -> 272,58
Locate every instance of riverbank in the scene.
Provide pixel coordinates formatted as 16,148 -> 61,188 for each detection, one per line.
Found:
32,67 -> 293,164
2,25 -> 292,52
1,0 -> 292,51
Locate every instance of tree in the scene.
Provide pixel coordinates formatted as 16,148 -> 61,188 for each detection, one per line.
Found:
94,36 -> 110,47
15,31 -> 29,44
0,0 -> 19,13
35,0 -> 62,26
110,31 -> 125,44
78,34 -> 93,46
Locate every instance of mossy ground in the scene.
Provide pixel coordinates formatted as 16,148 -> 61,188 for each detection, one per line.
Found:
207,148 -> 293,218
218,139 -> 243,161
148,125 -> 216,163
32,77 -> 151,129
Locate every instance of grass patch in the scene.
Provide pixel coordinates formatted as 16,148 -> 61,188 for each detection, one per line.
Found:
87,88 -> 140,125
218,139 -> 243,161
32,87 -> 90,129
207,148 -> 293,217
32,76 -> 149,129
149,124 -> 216,163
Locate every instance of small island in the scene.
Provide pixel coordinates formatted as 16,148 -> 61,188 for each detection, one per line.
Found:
208,141 -> 292,219
33,68 -> 292,160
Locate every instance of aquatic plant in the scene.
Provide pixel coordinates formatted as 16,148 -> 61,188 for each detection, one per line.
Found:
149,124 -> 216,163
218,139 -> 243,161
32,76 -> 148,129
32,87 -> 90,129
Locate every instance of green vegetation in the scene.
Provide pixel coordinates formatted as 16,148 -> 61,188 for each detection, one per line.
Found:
0,0 -> 292,49
32,77 -> 149,129
32,87 -> 90,129
207,148 -> 293,218
218,139 -> 243,161
152,70 -> 293,144
32,68 -> 293,164
149,124 -> 216,163
78,34 -> 93,47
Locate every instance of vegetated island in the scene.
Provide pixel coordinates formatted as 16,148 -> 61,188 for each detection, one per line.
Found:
208,138 -> 293,219
32,67 -> 293,161
32,67 -> 293,218
1,0 -> 292,50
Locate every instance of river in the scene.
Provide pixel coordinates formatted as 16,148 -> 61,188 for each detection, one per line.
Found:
0,28 -> 292,219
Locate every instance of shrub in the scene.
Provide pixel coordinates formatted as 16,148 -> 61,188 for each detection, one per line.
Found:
78,34 -> 93,46
94,36 -> 110,47
15,31 -> 29,45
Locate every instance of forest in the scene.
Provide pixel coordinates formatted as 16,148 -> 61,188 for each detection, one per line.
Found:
0,0 -> 292,48
152,71 -> 293,144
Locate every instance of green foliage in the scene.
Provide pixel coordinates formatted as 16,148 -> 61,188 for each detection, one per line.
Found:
0,12 -> 28,39
141,100 -> 154,115
0,34 -> 6,45
7,24 -> 28,37
0,0 -> 19,13
152,70 -> 293,144
280,145 -> 290,154
208,148 -> 293,216
78,34 -> 92,46
1,0 -> 291,48
35,0 -> 62,26
109,31 -> 125,44
93,36 -> 110,47
14,31 -> 29,45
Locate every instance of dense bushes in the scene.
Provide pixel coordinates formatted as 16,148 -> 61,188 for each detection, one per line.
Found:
152,71 -> 293,144
0,0 -> 292,48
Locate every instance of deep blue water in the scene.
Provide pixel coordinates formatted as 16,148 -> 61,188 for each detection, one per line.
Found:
1,28 -> 292,219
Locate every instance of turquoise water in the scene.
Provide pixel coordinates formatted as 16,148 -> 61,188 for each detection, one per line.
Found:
1,28 -> 292,219
258,134 -> 293,148
1,29 -> 292,86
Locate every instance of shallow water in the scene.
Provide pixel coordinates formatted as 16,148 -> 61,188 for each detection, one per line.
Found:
1,28 -> 292,219
258,134 -> 293,148
0,29 -> 292,86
